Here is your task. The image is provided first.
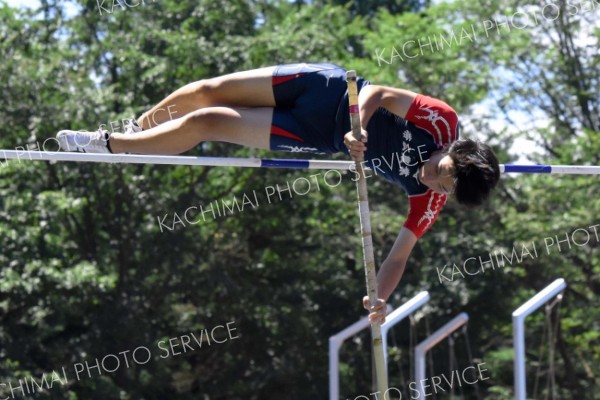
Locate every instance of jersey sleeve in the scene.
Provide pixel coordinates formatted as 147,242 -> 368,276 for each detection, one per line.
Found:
405,94 -> 459,146
403,190 -> 447,238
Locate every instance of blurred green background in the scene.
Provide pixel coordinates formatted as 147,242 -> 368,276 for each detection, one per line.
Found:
0,0 -> 598,399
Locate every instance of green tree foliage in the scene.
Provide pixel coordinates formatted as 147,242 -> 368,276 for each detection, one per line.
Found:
0,0 -> 598,399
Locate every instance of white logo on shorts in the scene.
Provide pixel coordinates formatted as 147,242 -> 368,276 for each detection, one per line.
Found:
278,145 -> 325,154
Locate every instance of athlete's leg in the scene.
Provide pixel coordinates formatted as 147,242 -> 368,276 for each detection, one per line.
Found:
137,67 -> 277,129
110,107 -> 272,154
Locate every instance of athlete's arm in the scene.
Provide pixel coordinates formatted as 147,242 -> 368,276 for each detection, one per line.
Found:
345,85 -> 419,157
358,85 -> 418,122
377,227 -> 418,300
363,227 -> 418,324
362,85 -> 460,145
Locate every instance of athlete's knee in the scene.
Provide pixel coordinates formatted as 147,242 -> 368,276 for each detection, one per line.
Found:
186,78 -> 222,101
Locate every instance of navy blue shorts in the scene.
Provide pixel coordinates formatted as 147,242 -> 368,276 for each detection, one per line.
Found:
270,63 -> 369,154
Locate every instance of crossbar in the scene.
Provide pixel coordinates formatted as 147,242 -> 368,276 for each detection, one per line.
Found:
1,150 -> 600,174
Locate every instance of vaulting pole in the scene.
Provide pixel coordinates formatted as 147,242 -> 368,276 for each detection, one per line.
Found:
346,70 -> 388,396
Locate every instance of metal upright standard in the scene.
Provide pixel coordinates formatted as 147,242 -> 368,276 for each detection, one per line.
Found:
512,278 -> 566,400
414,313 -> 470,399
329,305 -> 392,400
381,291 -> 430,364
329,291 -> 429,400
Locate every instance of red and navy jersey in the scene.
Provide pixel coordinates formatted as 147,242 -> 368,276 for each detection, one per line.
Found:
406,95 -> 459,147
358,94 -> 460,238
404,95 -> 459,238
267,64 -> 459,239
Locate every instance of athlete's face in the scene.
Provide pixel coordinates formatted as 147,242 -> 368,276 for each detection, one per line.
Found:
419,150 -> 456,195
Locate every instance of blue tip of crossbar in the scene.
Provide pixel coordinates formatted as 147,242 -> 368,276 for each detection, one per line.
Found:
260,159 -> 310,169
503,165 -> 552,173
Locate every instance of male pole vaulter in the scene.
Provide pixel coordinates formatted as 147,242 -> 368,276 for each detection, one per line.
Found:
56,63 -> 500,323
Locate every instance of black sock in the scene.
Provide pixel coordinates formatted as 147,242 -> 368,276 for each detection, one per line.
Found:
104,132 -> 113,153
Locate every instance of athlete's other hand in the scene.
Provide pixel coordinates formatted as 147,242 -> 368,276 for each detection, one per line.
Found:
344,129 -> 368,159
363,296 -> 386,325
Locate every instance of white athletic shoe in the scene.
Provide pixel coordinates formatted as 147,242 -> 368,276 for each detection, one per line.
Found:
123,119 -> 142,134
56,129 -> 111,153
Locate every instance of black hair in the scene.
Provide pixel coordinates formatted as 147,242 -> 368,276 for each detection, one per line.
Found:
445,139 -> 500,207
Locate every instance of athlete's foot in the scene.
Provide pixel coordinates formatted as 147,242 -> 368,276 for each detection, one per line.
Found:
56,129 -> 112,153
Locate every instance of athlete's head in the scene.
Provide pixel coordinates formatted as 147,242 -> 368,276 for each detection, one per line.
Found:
419,139 -> 500,206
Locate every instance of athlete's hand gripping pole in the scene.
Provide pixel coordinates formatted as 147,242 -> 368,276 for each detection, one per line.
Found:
346,70 -> 389,395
